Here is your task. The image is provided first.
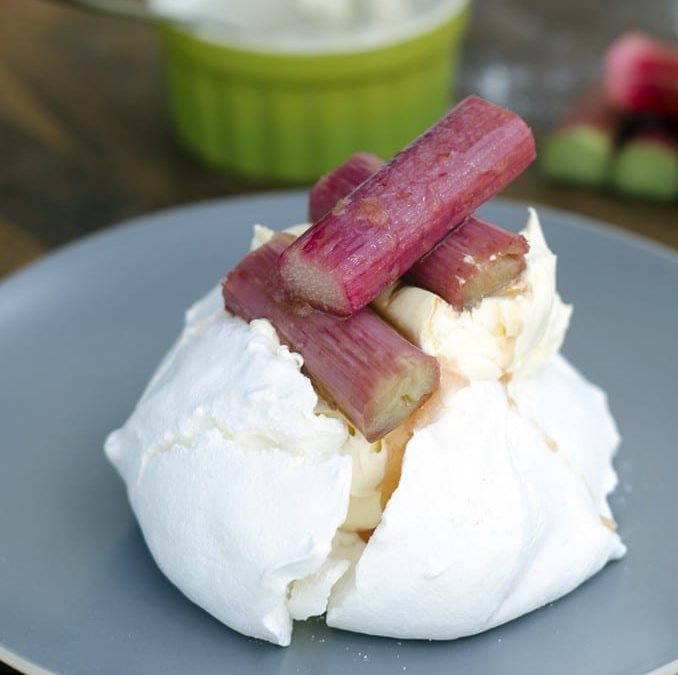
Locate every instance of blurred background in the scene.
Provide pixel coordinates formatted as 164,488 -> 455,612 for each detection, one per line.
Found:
0,0 -> 676,284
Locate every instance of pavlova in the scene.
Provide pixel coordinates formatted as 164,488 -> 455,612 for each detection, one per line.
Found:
105,96 -> 625,646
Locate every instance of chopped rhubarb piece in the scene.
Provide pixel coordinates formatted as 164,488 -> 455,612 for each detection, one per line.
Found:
223,235 -> 440,442
542,84 -> 620,187
406,216 -> 529,310
307,156 -> 528,309
610,130 -> 678,202
280,95 -> 536,316
308,155 -> 528,309
604,32 -> 678,120
309,152 -> 385,222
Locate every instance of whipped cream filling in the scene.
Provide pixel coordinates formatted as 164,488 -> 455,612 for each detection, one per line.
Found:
314,399 -> 387,532
106,208 -> 625,646
373,208 -> 572,385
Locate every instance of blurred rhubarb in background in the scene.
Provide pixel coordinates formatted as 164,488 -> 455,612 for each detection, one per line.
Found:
542,32 -> 678,203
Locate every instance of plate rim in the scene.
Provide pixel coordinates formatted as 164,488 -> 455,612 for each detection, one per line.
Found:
0,193 -> 676,675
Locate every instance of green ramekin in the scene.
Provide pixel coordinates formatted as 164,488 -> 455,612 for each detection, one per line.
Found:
159,3 -> 470,183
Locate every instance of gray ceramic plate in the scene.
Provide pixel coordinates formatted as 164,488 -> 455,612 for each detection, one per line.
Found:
0,194 -> 676,675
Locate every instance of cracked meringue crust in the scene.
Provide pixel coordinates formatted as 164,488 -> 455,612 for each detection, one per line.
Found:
105,209 -> 625,646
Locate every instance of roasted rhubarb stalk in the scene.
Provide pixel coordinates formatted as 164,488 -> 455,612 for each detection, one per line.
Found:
309,152 -> 385,222
406,217 -> 529,310
542,84 -> 620,187
610,130 -> 678,202
223,235 -> 440,442
309,154 -> 529,310
281,95 -> 536,316
604,32 -> 678,120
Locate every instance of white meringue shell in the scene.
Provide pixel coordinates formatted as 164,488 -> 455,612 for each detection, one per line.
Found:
132,430 -> 351,645
326,356 -> 624,639
105,288 -> 353,645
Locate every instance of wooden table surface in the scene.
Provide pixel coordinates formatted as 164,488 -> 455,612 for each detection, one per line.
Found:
0,0 -> 675,672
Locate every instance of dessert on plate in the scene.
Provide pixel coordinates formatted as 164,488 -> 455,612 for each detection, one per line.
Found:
105,96 -> 625,646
